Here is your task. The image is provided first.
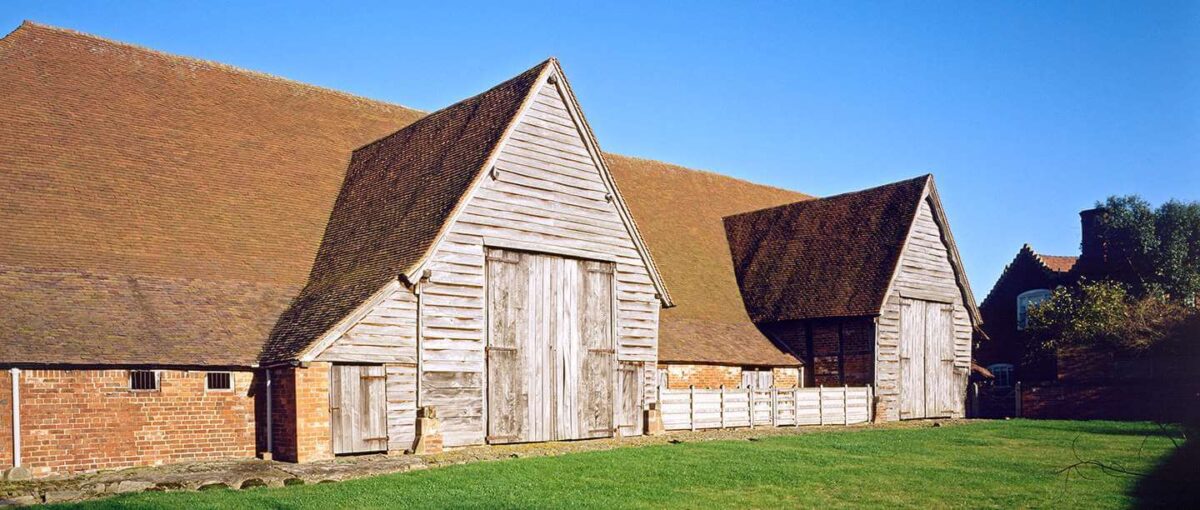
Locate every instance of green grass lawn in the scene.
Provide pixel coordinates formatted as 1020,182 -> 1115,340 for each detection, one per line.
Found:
53,420 -> 1193,509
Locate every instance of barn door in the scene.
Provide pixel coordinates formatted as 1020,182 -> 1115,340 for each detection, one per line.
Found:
900,298 -> 957,420
572,259 -> 615,439
899,299 -> 927,419
924,302 -> 956,418
486,249 -> 615,444
486,248 -> 545,444
617,362 -> 643,436
330,364 -> 388,454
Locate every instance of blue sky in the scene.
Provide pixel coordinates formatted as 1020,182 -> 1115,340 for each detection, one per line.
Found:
3,1 -> 1197,294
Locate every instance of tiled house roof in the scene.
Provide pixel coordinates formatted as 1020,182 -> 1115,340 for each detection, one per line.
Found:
0,266 -> 297,367
724,176 -> 933,323
1,21 -> 801,368
1037,254 -> 1078,273
0,22 -> 422,366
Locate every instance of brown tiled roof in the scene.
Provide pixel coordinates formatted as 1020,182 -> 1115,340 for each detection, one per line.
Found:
609,156 -> 806,366
0,265 -> 297,367
0,22 -> 422,366
1037,254 -> 1078,273
261,60 -> 552,363
724,176 -> 931,323
1,21 -> 803,368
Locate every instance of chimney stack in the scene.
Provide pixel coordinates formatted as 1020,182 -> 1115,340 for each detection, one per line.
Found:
1078,207 -> 1106,272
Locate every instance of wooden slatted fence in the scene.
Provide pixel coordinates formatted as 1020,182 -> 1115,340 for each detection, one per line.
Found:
659,386 -> 872,431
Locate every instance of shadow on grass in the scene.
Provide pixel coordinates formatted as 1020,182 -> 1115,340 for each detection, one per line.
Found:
1015,420 -> 1178,438
1132,435 -> 1199,509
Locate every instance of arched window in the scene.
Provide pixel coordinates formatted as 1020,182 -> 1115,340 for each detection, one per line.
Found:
1017,289 -> 1051,330
988,363 -> 1014,387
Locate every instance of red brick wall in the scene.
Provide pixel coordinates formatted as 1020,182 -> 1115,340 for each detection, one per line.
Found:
268,363 -> 332,463
1021,381 -> 1200,422
665,364 -> 801,389
665,364 -> 741,389
0,369 -> 256,478
772,368 -> 800,388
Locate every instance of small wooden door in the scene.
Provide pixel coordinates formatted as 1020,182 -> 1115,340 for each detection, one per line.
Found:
486,248 -> 615,444
330,364 -> 388,454
899,298 -> 956,419
617,362 -> 644,436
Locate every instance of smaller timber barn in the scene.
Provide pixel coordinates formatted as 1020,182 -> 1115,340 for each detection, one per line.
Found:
723,176 -> 982,420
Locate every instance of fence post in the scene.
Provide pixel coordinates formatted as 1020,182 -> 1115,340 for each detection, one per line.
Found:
689,385 -> 697,431
771,388 -> 779,427
843,385 -> 850,425
818,385 -> 825,426
719,385 -> 726,429
794,387 -> 801,427
1014,381 -> 1022,418
867,384 -> 873,423
748,387 -> 756,429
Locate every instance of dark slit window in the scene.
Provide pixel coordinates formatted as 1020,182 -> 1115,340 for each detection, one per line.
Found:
206,372 -> 233,391
130,370 -> 158,391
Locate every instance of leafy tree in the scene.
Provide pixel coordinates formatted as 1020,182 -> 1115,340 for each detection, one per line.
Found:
1096,195 -> 1200,302
1026,279 -> 1199,356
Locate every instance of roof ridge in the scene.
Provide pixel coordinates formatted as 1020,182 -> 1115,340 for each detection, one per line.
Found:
725,173 -> 929,221
352,58 -> 554,153
9,20 -> 423,114
606,154 -> 810,198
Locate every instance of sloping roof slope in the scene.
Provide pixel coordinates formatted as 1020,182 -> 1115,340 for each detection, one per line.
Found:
609,156 -> 807,366
1,21 -> 803,368
1037,254 -> 1078,273
0,22 -> 422,366
0,265 -> 297,367
261,60 -> 551,362
724,176 -> 930,323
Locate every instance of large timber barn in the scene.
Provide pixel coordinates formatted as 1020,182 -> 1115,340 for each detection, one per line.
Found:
0,21 -> 979,478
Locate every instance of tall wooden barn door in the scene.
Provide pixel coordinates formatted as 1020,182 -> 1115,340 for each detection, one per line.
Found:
898,298 -> 956,419
330,364 -> 388,454
486,248 -> 615,444
923,301 -> 956,418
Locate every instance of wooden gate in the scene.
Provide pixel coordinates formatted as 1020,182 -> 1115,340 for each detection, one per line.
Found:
330,364 -> 388,454
486,248 -> 615,444
899,298 -> 956,419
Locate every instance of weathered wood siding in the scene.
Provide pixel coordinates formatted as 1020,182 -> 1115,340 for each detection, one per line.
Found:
316,288 -> 418,364
418,78 -> 660,446
876,197 -> 971,420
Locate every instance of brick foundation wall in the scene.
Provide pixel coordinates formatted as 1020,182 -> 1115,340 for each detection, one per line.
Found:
1021,381 -> 1200,422
665,364 -> 741,389
0,369 -> 256,478
772,368 -> 800,388
268,363 -> 332,463
665,364 -> 802,389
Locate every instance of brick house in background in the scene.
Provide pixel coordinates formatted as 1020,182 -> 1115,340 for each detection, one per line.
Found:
975,244 -> 1078,383
978,208 -> 1199,420
977,208 -> 1106,384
